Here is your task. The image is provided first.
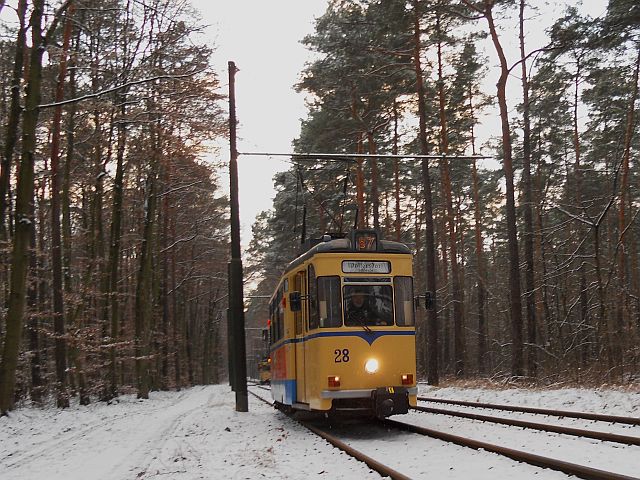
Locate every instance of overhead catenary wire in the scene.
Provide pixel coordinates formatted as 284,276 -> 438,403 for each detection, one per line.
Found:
238,151 -> 494,161
296,166 -> 342,233
239,150 -> 495,238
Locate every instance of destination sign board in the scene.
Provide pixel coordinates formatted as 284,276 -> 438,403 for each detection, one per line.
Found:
342,260 -> 391,274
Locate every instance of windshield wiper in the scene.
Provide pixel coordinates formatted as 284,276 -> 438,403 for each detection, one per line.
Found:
359,318 -> 373,333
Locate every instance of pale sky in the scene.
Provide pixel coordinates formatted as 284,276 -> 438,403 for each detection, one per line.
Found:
191,0 -> 608,248
191,0 -> 329,247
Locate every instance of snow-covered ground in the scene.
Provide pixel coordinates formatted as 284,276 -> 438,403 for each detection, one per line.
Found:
1,382 -> 638,479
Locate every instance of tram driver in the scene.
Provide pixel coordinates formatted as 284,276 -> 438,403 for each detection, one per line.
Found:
345,287 -> 391,326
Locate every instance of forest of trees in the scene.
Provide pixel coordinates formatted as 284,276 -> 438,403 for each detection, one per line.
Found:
245,0 -> 640,386
1,0 -> 638,416
0,0 -> 229,414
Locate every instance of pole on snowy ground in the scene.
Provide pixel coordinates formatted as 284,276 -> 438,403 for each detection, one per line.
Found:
228,61 -> 248,412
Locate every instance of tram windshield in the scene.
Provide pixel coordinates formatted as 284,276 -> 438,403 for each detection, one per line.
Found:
343,285 -> 394,327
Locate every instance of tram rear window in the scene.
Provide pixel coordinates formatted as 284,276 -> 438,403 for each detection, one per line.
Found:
316,276 -> 342,328
394,277 -> 415,326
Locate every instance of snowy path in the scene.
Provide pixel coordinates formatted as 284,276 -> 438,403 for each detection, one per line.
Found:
1,384 -> 639,479
1,386 -> 377,480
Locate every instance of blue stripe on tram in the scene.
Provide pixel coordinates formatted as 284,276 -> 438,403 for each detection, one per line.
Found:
271,379 -> 296,405
270,329 -> 415,352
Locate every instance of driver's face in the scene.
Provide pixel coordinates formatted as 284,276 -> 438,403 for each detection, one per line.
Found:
352,293 -> 364,307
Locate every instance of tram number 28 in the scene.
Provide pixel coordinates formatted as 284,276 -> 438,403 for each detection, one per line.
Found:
334,349 -> 350,363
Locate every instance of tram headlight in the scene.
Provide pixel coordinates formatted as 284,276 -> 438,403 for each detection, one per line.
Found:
365,358 -> 379,374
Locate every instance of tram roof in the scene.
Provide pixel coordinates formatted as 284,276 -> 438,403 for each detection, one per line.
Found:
284,236 -> 411,273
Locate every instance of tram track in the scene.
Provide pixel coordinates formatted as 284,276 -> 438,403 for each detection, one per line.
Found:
248,388 -> 411,479
249,386 -> 639,480
384,417 -> 638,480
418,396 -> 640,426
412,404 -> 640,446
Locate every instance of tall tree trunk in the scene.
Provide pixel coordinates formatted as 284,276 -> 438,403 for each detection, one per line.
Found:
519,0 -> 537,378
105,0 -> 133,399
483,1 -> 524,377
0,0 -> 27,240
203,292 -> 217,384
472,157 -> 488,374
211,311 -> 220,384
351,94 -> 365,228
0,0 -> 47,415
62,21 -> 81,295
355,133 -> 365,228
135,127 -> 159,399
89,32 -> 105,299
413,0 -> 439,385
436,15 -> 464,376
172,213 -> 181,390
594,225 -> 610,374
439,213 -> 451,372
534,158 -> 552,373
413,197 -> 426,372
393,102 -> 402,241
615,42 -> 640,379
368,132 -> 380,231
106,94 -> 127,400
160,153 -> 171,389
27,196 -> 42,403
467,83 -> 488,374
570,56 -> 592,369
49,2 -> 74,408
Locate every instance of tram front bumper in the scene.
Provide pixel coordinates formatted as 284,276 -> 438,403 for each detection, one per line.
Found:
321,386 -> 415,417
320,386 -> 417,399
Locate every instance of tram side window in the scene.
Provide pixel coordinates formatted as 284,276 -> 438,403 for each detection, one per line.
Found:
394,276 -> 415,326
317,276 -> 342,328
269,303 -> 275,344
294,272 -> 303,335
270,299 -> 278,342
277,288 -> 285,339
308,265 -> 319,330
270,287 -> 284,342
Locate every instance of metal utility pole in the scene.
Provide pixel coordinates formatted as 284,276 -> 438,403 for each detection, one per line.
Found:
228,61 -> 248,412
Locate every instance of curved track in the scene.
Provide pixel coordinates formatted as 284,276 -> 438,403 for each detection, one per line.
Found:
250,386 -> 640,480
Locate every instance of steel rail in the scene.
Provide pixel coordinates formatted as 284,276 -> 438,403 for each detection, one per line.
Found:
384,418 -> 640,480
249,388 -> 638,480
300,421 -> 412,480
247,388 -> 412,480
418,396 -> 640,426
413,405 -> 640,445
248,389 -> 273,406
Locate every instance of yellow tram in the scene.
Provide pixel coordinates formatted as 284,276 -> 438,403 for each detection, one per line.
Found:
268,230 -> 417,418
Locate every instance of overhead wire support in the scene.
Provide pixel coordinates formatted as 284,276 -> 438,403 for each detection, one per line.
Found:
238,151 -> 495,161
227,61 -> 248,413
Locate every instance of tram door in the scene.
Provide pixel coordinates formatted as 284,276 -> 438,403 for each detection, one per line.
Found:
294,271 -> 306,404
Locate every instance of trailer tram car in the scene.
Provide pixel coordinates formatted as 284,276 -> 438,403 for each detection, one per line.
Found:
268,230 -> 417,418
258,358 -> 271,385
